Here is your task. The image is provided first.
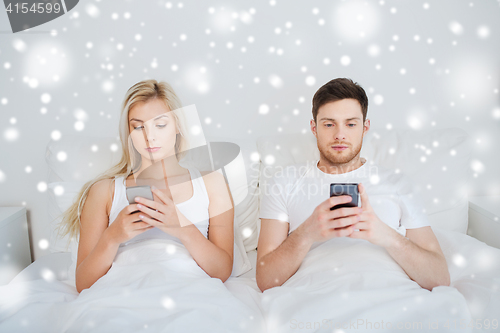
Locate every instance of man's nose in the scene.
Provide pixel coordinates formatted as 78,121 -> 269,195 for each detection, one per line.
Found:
334,128 -> 346,140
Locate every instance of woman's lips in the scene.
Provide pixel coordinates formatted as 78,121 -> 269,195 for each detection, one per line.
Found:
145,147 -> 161,152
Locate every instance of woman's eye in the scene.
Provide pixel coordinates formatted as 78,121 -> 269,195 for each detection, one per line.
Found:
134,124 -> 166,130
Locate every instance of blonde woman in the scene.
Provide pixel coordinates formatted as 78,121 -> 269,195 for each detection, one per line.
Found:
59,79 -> 235,292
0,80 -> 264,333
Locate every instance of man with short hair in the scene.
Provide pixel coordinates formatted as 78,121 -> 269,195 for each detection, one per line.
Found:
256,78 -> 450,292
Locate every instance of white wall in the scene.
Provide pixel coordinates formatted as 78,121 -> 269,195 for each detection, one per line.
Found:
0,0 -> 499,260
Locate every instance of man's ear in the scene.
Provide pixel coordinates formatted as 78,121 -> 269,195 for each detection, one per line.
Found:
310,119 -> 317,137
362,119 -> 370,138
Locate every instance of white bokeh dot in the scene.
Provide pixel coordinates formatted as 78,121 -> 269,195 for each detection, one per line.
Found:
161,297 -> 176,310
370,174 -> 380,184
190,125 -> 201,136
242,228 -> 253,238
305,76 -> 316,86
41,93 -> 51,104
340,55 -> 351,66
75,121 -> 85,131
250,152 -> 260,162
4,128 -> 19,141
449,21 -> 464,35
373,94 -> 384,105
57,151 -> 67,161
38,239 -> 50,250
51,130 -> 61,141
37,182 -> 48,192
477,25 -> 490,39
259,104 -> 270,115
265,155 -> 275,165
54,185 -> 65,196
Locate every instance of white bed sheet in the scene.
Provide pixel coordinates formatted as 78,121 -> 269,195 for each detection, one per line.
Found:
2,230 -> 499,333
259,228 -> 500,333
0,240 -> 264,333
6,249 -> 258,284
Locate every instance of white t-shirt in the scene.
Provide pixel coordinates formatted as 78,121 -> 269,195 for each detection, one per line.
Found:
259,157 -> 430,250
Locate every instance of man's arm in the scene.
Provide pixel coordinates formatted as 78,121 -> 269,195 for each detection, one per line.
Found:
256,219 -> 313,292
349,183 -> 450,291
384,226 -> 450,290
256,195 -> 361,292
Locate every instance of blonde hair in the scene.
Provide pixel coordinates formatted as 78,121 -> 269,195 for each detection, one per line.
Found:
54,79 -> 189,249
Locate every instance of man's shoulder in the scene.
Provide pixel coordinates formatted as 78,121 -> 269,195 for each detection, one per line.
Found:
366,161 -> 416,193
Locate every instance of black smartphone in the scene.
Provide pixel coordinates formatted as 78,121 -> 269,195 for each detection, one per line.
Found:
330,183 -> 360,210
126,185 -> 154,214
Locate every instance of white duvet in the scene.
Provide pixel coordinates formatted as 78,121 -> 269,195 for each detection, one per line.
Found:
0,239 -> 265,333
260,228 -> 500,333
1,229 -> 499,333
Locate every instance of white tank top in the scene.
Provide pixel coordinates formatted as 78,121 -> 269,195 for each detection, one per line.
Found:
109,167 -> 210,247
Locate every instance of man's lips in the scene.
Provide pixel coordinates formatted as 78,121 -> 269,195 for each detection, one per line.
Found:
332,145 -> 348,151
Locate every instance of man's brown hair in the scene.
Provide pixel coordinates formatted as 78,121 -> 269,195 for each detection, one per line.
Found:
312,78 -> 368,123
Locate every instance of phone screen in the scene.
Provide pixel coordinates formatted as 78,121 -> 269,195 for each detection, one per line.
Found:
330,183 -> 359,211
126,185 -> 154,213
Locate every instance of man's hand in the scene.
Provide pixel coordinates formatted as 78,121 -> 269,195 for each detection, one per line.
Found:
348,183 -> 399,247
297,194 -> 363,246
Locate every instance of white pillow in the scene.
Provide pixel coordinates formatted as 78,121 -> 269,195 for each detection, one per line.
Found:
204,136 -> 261,252
362,127 -> 472,233
47,181 -> 87,253
256,127 -> 472,234
45,135 -> 122,183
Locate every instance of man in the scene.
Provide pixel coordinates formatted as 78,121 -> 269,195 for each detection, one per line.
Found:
256,78 -> 450,292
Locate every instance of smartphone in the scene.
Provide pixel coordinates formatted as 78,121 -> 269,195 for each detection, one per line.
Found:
330,183 -> 360,211
126,185 -> 154,214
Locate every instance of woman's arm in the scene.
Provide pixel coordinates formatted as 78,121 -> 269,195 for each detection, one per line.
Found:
178,171 -> 234,282
136,170 -> 235,281
75,179 -> 120,293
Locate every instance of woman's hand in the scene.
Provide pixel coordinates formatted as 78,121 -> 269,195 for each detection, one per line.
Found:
105,204 -> 155,245
134,185 -> 196,239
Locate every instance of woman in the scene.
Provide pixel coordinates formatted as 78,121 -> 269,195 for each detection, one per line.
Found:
0,80 -> 264,333
56,79 -> 235,292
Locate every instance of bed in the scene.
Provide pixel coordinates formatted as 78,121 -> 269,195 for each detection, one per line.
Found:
1,127 -> 499,333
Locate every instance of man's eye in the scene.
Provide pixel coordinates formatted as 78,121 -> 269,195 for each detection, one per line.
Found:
325,124 -> 333,127
348,124 -> 356,127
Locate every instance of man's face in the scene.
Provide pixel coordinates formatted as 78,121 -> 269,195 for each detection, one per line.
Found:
310,98 -> 369,165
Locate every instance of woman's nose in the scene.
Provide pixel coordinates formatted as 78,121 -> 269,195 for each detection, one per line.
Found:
142,125 -> 156,142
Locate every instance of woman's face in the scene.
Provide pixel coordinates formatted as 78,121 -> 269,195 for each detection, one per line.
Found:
128,98 -> 179,163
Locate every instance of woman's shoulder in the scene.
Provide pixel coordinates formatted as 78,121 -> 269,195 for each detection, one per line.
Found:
199,170 -> 225,183
88,177 -> 117,217
199,170 -> 229,197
